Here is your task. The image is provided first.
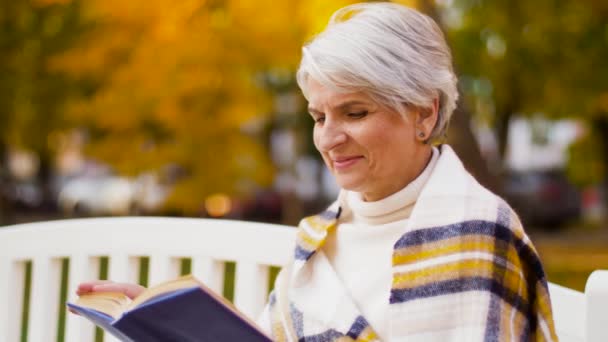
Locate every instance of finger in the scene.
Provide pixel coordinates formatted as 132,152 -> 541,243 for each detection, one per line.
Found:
92,283 -> 145,299
76,280 -> 114,295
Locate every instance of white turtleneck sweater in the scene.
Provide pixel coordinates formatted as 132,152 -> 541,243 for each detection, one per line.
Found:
321,147 -> 439,341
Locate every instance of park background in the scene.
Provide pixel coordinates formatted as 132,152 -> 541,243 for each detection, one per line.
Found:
1,0 -> 607,295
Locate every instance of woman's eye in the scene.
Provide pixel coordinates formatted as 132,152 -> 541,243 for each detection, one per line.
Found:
314,116 -> 325,124
348,111 -> 368,118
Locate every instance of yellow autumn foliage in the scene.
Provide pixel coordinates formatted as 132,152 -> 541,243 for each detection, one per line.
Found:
49,0 -> 386,213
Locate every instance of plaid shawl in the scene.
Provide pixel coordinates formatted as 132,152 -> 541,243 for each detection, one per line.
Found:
265,145 -> 557,341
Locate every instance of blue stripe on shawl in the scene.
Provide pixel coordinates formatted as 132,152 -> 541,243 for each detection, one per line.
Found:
484,204 -> 511,341
290,303 -> 305,338
319,209 -> 339,220
393,220 -> 512,249
514,234 -> 548,290
298,329 -> 343,342
516,242 -> 542,339
294,245 -> 315,261
346,316 -> 370,339
389,276 -> 530,315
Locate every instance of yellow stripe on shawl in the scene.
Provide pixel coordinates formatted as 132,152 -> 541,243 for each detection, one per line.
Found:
393,235 -> 498,265
270,304 -> 288,342
355,326 -> 379,342
393,259 -> 524,296
296,215 -> 338,253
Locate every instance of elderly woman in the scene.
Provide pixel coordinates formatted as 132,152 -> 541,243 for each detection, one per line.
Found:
77,3 -> 557,341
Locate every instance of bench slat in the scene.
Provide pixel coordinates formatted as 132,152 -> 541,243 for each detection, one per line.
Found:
108,254 -> 138,284
65,255 -> 99,342
28,257 -> 62,342
148,255 -> 180,286
192,256 -> 225,294
234,261 -> 270,319
0,260 -> 26,342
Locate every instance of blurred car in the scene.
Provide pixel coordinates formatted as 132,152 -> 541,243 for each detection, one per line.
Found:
57,173 -> 169,216
503,169 -> 581,228
0,180 -> 44,210
131,173 -> 170,214
58,176 -> 134,215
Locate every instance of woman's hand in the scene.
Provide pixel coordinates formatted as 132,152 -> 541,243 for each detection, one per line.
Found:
76,280 -> 146,299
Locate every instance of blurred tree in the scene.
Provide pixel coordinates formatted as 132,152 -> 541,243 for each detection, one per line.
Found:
50,0 -> 361,214
0,0 -> 87,219
440,0 -> 608,176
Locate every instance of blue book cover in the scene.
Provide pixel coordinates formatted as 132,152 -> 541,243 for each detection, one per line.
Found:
68,276 -> 272,342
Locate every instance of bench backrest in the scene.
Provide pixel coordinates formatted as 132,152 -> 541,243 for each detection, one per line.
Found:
1,217 -> 606,342
0,217 -> 295,342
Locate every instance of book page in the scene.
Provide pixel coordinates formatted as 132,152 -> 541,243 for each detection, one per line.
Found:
74,292 -> 131,319
127,275 -> 201,309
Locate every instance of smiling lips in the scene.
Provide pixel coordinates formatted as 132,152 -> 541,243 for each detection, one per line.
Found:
332,156 -> 363,170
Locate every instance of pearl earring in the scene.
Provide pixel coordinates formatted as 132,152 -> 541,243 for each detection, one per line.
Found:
418,131 -> 425,138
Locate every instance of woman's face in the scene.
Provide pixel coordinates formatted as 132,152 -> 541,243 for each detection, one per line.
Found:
307,79 -> 434,201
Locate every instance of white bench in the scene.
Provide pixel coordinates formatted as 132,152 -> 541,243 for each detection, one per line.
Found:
0,217 -> 606,342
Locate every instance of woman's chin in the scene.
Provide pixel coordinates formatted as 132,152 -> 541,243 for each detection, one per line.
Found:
334,177 -> 366,193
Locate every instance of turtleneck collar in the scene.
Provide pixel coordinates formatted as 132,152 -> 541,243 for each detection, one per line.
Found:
340,147 -> 439,225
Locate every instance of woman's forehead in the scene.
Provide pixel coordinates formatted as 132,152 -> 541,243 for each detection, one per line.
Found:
306,79 -> 373,108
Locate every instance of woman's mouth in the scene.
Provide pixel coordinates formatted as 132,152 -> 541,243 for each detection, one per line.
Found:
332,156 -> 363,171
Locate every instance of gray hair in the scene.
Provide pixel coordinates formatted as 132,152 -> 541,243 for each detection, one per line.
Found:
296,2 -> 458,143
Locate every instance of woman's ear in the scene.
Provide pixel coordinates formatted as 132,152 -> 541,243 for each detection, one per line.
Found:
415,98 -> 439,142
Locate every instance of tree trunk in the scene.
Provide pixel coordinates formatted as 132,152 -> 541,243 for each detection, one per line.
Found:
0,142 -> 13,225
447,104 -> 503,195
592,116 -> 608,217
495,109 -> 513,166
37,153 -> 54,211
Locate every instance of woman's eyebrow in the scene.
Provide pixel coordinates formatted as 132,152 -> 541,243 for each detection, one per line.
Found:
308,100 -> 368,114
335,100 -> 367,110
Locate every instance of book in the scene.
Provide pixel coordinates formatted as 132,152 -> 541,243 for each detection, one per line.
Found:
67,274 -> 272,342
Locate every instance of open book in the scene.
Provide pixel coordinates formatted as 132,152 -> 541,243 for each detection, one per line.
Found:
67,274 -> 272,342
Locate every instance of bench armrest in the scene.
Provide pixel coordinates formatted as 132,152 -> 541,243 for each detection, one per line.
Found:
586,270 -> 608,342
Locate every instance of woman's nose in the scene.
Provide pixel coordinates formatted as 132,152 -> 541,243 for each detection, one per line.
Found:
315,120 -> 347,152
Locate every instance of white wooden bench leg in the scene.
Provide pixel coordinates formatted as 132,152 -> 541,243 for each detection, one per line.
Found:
65,255 -> 100,342
234,262 -> 269,320
0,259 -> 26,342
586,270 -> 608,342
27,257 -> 62,342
